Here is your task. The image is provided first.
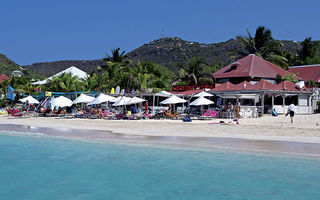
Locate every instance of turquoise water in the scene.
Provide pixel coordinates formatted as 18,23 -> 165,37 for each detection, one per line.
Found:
1,134 -> 320,200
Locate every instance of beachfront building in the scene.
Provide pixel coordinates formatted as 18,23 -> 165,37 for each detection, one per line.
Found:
209,55 -> 314,116
208,80 -> 313,117
0,74 -> 11,82
288,64 -> 320,113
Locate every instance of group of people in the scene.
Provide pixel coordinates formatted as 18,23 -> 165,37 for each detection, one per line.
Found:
223,100 -> 241,119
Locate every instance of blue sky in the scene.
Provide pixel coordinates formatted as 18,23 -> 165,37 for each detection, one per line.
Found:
1,0 -> 319,65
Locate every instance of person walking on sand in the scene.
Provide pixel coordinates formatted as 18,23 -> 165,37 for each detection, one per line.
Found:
286,103 -> 295,123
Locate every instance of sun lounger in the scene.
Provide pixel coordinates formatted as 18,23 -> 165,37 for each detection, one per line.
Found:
126,111 -> 146,120
196,110 -> 218,120
38,108 -> 51,117
164,111 -> 180,120
6,108 -> 28,117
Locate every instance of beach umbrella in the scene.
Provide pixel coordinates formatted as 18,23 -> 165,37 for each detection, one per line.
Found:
190,96 -> 214,106
51,96 -> 73,107
193,91 -> 213,97
19,95 -> 39,104
155,91 -> 172,97
72,93 -> 95,104
112,96 -> 122,102
123,97 -> 145,105
109,96 -> 118,103
160,95 -> 187,104
112,96 -> 132,106
87,93 -> 116,105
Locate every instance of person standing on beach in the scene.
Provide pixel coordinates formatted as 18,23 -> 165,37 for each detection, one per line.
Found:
236,99 -> 241,119
286,103 -> 295,123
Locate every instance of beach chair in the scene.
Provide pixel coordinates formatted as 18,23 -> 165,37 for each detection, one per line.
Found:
195,110 -> 211,120
198,110 -> 218,120
164,111 -> 180,120
6,108 -> 28,117
103,111 -> 117,120
127,111 -> 145,120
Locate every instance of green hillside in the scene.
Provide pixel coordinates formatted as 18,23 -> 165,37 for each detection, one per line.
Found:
0,54 -> 21,75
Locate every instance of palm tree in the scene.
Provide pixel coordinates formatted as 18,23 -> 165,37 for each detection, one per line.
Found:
23,81 -> 34,95
105,48 -> 130,64
47,73 -> 80,92
178,57 -> 207,85
82,72 -> 98,91
299,37 -> 313,62
229,26 -> 288,68
0,79 -> 10,95
296,37 -> 320,65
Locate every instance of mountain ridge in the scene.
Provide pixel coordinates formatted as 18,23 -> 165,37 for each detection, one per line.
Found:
23,37 -> 303,77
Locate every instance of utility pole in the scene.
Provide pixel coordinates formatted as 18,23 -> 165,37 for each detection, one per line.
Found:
162,29 -> 165,38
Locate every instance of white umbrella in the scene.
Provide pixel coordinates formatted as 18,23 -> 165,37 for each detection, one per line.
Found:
155,91 -> 172,97
123,97 -> 145,105
52,96 -> 73,107
73,94 -> 95,104
160,95 -> 187,104
19,95 -> 40,104
113,96 -> 132,106
87,94 -> 116,105
190,96 -> 214,106
111,96 -> 122,103
193,91 -> 213,97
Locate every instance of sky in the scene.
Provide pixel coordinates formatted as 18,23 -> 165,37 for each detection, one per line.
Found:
1,0 -> 320,65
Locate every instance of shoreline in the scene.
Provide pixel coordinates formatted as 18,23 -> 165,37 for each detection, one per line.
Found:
1,114 -> 320,157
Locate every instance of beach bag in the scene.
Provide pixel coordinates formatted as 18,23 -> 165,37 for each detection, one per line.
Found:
272,109 -> 278,116
183,116 -> 192,122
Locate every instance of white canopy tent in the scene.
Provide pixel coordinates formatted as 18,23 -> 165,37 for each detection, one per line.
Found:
112,96 -> 122,102
87,94 -> 116,105
113,96 -> 132,106
32,66 -> 88,85
160,95 -> 187,104
190,96 -> 214,106
72,94 -> 95,104
19,95 -> 40,104
51,96 -> 73,108
123,97 -> 145,105
193,91 -> 213,97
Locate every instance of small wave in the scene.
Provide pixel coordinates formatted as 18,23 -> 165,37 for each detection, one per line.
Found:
0,130 -> 46,136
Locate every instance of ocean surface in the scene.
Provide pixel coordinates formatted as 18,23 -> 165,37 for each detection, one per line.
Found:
1,132 -> 320,200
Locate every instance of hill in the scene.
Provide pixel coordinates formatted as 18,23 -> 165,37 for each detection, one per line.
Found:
24,37 -> 303,77
24,59 -> 105,77
0,54 -> 21,76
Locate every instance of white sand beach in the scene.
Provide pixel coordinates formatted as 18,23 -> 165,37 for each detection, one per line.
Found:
0,114 -> 319,144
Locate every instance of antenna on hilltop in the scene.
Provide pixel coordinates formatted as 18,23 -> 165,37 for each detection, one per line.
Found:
162,29 -> 165,38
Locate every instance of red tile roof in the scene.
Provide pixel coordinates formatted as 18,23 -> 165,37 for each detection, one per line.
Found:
0,74 -> 11,82
275,81 -> 311,92
210,80 -> 311,93
288,65 -> 320,83
214,54 -> 300,79
245,80 -> 280,91
211,81 -> 252,92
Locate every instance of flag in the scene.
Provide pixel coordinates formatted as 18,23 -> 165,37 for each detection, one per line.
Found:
7,85 -> 16,100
